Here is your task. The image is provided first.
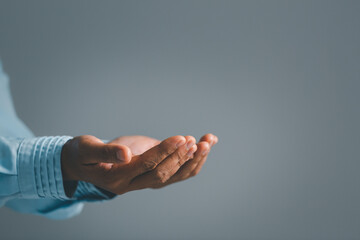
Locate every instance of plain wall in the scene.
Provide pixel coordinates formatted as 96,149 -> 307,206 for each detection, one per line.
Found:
0,1 -> 359,239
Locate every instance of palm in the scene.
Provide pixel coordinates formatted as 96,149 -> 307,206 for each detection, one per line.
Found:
108,135 -> 160,155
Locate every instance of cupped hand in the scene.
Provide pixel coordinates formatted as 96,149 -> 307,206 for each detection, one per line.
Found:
61,133 -> 218,195
61,135 -> 197,195
107,133 -> 219,189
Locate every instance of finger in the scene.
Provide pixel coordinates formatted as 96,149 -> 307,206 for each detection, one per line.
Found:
129,135 -> 186,176
80,136 -> 132,164
155,136 -> 197,181
130,136 -> 197,189
200,133 -> 217,146
165,141 -> 210,185
190,146 -> 210,177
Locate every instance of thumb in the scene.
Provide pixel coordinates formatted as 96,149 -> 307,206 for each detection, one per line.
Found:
80,136 -> 132,164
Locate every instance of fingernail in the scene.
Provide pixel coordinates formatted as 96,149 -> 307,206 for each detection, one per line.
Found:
176,138 -> 186,148
116,150 -> 126,162
186,141 -> 194,150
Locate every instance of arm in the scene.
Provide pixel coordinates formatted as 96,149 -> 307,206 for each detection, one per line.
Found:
0,60 -> 218,219
0,136 -> 117,219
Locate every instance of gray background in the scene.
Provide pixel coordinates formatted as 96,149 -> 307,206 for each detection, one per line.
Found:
0,0 -> 359,239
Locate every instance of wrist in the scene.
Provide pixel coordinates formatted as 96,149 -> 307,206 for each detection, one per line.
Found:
61,138 -> 79,181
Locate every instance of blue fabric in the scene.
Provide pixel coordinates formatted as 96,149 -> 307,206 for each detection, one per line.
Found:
0,61 -> 115,219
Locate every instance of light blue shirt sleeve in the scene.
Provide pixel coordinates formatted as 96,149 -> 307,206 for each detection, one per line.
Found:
0,60 -> 115,220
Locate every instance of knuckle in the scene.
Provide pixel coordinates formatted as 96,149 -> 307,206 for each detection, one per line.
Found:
154,170 -> 168,184
172,151 -> 183,163
142,160 -> 158,171
177,149 -> 185,159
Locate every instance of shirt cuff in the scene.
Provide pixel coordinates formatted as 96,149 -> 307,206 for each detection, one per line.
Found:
17,136 -> 117,202
17,136 -> 73,200
74,181 -> 116,201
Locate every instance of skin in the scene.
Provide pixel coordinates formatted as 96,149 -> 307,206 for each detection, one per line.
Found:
61,133 -> 218,196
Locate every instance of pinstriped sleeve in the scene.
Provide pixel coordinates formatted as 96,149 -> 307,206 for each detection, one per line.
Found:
17,136 -> 73,199
17,136 -> 116,201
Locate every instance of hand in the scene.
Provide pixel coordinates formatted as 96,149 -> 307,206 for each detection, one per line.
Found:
108,134 -> 218,188
61,135 -> 198,195
107,134 -> 218,189
130,133 -> 218,189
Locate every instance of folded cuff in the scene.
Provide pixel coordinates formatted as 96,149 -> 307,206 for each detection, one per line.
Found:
18,136 -> 73,200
